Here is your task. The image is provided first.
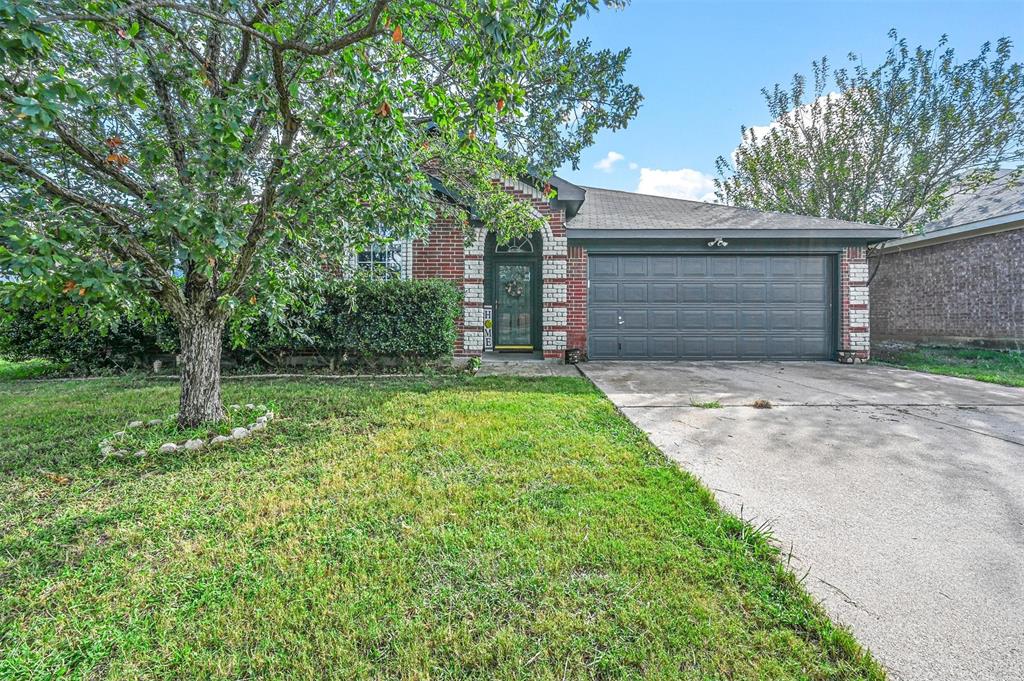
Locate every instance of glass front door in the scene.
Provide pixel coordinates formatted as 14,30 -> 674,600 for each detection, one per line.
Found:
496,262 -> 533,349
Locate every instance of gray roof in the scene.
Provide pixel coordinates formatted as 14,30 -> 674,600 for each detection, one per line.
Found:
567,186 -> 897,239
924,170 -> 1024,233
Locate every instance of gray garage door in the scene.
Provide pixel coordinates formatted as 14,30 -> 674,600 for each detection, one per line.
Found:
588,254 -> 833,360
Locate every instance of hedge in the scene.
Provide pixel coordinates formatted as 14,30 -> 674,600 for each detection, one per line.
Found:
0,278 -> 462,371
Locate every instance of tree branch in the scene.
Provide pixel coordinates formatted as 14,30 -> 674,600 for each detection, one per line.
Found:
0,149 -> 187,318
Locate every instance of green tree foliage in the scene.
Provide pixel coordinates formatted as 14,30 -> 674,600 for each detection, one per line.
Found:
716,31 -> 1024,230
0,0 -> 641,424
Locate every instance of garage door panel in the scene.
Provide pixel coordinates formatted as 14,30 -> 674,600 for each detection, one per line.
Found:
621,257 -> 648,276
589,336 -> 619,357
800,310 -> 827,330
710,310 -> 738,329
680,310 -> 708,328
771,257 -> 799,276
621,310 -> 648,329
680,337 -> 708,357
651,283 -> 677,303
590,309 -> 620,330
738,336 -> 768,356
710,283 -> 737,303
802,258 -> 826,276
709,337 -> 738,357
651,310 -> 678,329
770,309 -> 799,330
801,337 -> 828,356
621,283 -> 647,303
680,283 -> 708,302
591,282 -> 618,303
588,254 -> 832,360
769,283 -> 798,303
620,336 -> 648,357
650,257 -> 678,276
800,283 -> 828,303
711,257 -> 737,275
680,258 -> 707,275
649,336 -> 678,357
740,283 -> 768,303
768,337 -> 799,357
740,310 -> 769,330
738,257 -> 769,276
591,257 -> 619,278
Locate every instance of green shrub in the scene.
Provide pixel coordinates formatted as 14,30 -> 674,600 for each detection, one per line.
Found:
234,277 -> 461,365
0,301 -> 174,372
328,278 -> 462,360
1,278 -> 461,371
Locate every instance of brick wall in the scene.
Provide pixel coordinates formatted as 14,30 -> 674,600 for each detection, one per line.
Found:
869,228 -> 1024,344
412,217 -> 467,355
414,180 -> 583,359
839,246 -> 871,361
566,245 -> 588,353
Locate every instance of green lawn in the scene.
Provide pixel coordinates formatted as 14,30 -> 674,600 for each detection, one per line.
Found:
876,346 -> 1024,387
0,370 -> 881,679
0,358 -> 62,380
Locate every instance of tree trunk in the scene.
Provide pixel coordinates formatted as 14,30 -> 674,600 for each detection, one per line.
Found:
178,312 -> 226,428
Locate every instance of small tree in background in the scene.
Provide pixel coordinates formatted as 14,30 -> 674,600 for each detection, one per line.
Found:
716,31 -> 1024,230
0,0 -> 641,426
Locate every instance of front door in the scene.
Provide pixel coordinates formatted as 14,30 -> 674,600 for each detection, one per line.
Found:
495,262 -> 534,350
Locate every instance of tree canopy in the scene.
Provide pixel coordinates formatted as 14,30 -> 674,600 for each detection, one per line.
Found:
0,0 -> 641,424
715,31 -> 1024,230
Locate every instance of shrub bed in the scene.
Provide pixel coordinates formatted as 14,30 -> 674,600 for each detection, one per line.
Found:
0,278 -> 462,372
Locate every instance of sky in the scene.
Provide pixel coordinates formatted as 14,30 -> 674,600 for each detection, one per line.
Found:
557,0 -> 1024,200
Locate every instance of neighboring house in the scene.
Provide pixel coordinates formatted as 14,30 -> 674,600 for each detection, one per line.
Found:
870,172 -> 1024,347
376,176 -> 898,361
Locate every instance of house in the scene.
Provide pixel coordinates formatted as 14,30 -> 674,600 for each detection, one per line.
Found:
366,176 -> 899,361
870,172 -> 1024,347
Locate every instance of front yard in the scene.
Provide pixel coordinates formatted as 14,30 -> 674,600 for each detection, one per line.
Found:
875,346 -> 1024,387
0,372 -> 880,679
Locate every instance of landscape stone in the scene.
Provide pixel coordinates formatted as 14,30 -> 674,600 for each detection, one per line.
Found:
127,421 -> 144,429
184,439 -> 204,451
147,419 -> 163,426
133,450 -> 147,457
231,427 -> 250,439
158,443 -> 178,454
211,435 -> 230,445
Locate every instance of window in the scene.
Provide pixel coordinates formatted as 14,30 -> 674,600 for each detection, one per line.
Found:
495,235 -> 535,254
356,242 -> 405,278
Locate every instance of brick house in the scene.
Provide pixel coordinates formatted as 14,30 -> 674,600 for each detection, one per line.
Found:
367,175 -> 898,361
870,172 -> 1024,347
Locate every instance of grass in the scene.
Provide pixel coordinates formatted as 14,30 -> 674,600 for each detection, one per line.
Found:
876,346 -> 1024,388
689,399 -> 722,409
0,368 -> 882,679
0,358 -> 62,380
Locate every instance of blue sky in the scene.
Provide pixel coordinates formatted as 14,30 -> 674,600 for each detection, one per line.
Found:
558,0 -> 1024,199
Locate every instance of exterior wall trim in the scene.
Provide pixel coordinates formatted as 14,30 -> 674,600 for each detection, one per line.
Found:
874,218 -> 1023,253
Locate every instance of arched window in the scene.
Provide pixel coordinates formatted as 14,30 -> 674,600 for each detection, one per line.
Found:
495,236 -> 535,254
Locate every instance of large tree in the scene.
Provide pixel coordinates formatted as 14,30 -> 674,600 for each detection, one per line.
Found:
715,31 -> 1024,230
0,0 -> 641,425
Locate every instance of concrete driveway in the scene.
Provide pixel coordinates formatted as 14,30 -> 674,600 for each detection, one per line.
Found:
580,361 -> 1024,681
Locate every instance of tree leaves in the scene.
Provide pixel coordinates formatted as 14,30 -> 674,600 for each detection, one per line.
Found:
1,0 -> 640,337
717,31 -> 1024,230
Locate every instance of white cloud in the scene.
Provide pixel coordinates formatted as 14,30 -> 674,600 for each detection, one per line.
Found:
744,92 -> 847,145
636,168 -> 718,203
628,161 -> 639,170
594,151 -> 625,173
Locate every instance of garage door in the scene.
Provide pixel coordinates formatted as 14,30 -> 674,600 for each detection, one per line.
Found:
588,254 -> 833,360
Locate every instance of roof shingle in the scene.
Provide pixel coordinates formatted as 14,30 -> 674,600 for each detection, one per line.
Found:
566,186 -> 887,232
